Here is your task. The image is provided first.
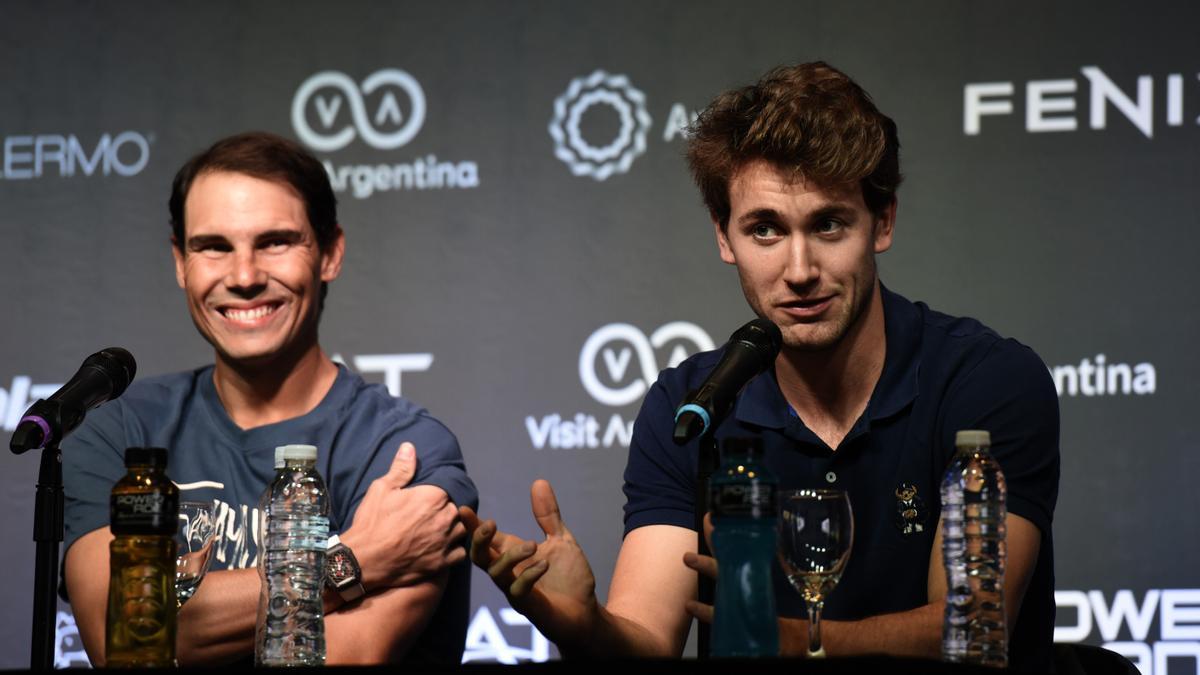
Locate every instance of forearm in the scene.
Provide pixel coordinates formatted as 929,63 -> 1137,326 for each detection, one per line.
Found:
557,603 -> 682,659
175,568 -> 260,665
324,572 -> 447,664
780,601 -> 944,658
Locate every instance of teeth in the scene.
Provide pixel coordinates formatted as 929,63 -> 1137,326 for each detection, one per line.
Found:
225,305 -> 275,322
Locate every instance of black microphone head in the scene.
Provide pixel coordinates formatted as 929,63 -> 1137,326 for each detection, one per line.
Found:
729,318 -> 783,366
83,347 -> 137,398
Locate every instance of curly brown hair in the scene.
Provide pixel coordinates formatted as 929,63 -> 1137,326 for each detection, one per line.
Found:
687,62 -> 901,228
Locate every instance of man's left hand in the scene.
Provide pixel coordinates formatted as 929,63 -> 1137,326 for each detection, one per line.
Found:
340,442 -> 466,591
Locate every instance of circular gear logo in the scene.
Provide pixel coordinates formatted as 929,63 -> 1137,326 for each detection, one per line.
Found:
549,70 -> 652,181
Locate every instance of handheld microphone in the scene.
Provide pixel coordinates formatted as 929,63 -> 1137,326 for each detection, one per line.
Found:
10,347 -> 137,454
673,319 -> 782,445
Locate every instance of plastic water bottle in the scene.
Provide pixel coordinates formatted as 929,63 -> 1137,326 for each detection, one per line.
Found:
106,446 -> 179,667
710,436 -> 779,657
256,444 -> 329,666
941,429 -> 1007,667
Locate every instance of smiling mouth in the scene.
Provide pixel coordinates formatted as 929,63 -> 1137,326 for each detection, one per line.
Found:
219,303 -> 281,323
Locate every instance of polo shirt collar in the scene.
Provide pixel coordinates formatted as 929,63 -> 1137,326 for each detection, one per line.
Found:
733,283 -> 922,431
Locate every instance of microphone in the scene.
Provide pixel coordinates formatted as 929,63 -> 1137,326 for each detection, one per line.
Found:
673,319 -> 782,445
10,347 -> 137,454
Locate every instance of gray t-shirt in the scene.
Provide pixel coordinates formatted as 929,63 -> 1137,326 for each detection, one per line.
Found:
62,364 -> 477,664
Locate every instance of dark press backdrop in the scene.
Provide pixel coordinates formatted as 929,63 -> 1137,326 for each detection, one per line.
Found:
1,1 -> 1196,671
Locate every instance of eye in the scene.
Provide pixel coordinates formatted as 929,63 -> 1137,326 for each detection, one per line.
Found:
814,218 -> 845,235
261,238 -> 292,252
751,223 -> 782,240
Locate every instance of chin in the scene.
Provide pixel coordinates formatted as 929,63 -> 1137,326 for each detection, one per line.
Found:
780,325 -> 846,353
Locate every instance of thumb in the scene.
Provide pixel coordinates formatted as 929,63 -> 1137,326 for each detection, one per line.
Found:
383,442 -> 418,487
530,479 -> 567,538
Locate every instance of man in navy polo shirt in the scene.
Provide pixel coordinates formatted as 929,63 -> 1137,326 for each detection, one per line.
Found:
463,62 -> 1059,670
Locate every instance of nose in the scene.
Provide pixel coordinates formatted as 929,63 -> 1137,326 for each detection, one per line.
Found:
782,236 -> 819,289
225,248 -> 268,294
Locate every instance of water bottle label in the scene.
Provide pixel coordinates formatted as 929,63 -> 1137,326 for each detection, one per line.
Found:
711,482 -> 776,518
111,492 -> 178,535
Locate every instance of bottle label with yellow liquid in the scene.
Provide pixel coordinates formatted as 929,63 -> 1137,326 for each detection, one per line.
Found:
106,454 -> 178,667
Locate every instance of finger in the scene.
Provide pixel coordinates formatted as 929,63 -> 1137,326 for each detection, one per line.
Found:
459,505 -> 482,532
468,519 -> 499,569
682,552 -> 718,580
382,442 -> 418,488
447,520 -> 467,547
446,545 -> 467,567
487,540 -> 536,582
530,479 -> 567,538
685,599 -> 714,625
509,559 -> 549,598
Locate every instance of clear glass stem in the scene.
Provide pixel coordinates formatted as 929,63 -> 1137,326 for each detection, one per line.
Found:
807,599 -> 825,657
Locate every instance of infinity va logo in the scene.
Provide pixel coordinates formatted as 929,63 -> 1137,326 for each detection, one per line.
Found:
579,322 -> 714,407
292,69 -> 426,151
549,70 -> 652,181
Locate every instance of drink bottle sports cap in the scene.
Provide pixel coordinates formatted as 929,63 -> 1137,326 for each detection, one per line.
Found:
124,446 -> 168,467
954,430 -> 991,447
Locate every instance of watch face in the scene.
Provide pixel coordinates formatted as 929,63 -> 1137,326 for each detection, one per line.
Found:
328,549 -> 355,583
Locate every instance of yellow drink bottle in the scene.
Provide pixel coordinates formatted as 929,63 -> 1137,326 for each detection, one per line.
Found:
105,446 -> 178,667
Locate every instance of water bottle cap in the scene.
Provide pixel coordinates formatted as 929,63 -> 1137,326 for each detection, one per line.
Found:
955,429 -> 991,447
276,444 -> 318,463
124,446 -> 168,467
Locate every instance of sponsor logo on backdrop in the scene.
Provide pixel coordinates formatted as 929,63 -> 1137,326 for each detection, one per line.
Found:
965,65 -> 1198,138
0,376 -> 63,431
1057,589 -> 1200,675
462,605 -> 550,663
525,322 -> 714,450
1050,355 -> 1156,397
0,132 -> 152,180
291,68 -> 479,199
548,70 -> 701,180
54,611 -> 89,668
549,70 -> 653,180
331,352 -> 434,397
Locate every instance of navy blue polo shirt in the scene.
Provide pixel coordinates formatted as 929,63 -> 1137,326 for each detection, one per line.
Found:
623,286 -> 1059,672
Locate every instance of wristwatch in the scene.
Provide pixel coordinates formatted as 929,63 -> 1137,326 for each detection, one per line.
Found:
325,534 -> 365,604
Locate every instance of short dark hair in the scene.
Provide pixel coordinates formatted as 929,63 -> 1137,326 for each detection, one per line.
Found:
687,61 -> 902,228
168,131 -> 338,251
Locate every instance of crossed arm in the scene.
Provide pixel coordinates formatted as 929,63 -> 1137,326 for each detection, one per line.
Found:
463,479 -> 1042,659
66,443 -> 466,666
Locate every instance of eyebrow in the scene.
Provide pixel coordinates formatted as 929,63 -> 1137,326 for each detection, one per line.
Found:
734,203 -> 859,227
185,234 -> 228,250
185,229 -> 304,250
253,229 -> 304,244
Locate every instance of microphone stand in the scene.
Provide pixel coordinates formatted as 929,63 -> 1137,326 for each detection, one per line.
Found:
19,399 -> 68,670
693,430 -> 718,659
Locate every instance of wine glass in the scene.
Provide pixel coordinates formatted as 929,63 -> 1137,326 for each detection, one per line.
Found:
777,489 -> 854,658
175,500 -> 217,607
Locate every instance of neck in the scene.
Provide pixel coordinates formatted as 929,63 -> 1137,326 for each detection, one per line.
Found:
774,282 -> 887,445
211,340 -> 339,430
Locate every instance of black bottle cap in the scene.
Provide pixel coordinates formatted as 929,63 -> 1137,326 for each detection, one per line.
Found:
720,436 -> 763,459
124,446 -> 168,467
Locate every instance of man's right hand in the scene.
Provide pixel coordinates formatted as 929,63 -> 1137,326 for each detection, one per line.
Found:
340,442 -> 466,591
460,479 -> 600,650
